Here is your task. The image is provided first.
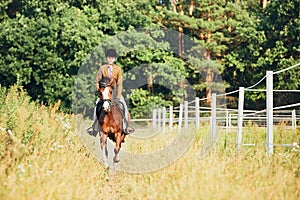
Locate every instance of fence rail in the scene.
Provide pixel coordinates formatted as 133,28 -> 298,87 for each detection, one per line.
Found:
148,67 -> 300,155
150,106 -> 299,130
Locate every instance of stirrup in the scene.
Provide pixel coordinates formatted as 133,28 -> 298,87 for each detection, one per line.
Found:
87,127 -> 98,136
124,126 -> 135,135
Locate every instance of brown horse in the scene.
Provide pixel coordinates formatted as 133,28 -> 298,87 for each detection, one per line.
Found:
96,77 -> 125,167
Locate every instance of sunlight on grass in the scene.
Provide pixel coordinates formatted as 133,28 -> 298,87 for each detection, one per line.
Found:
0,85 -> 299,200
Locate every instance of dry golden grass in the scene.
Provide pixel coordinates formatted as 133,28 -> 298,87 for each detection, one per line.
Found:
0,85 -> 299,200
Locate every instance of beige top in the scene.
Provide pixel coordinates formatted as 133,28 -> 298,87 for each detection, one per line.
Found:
96,64 -> 123,98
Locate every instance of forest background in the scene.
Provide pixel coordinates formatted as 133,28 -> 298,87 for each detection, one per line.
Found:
0,0 -> 299,118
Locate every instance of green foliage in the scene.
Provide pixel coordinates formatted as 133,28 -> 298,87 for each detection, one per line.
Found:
0,0 -> 299,115
0,1 -> 104,111
223,0 -> 300,109
73,29 -> 191,118
128,88 -> 172,118
0,0 -> 158,115
153,0 -> 263,106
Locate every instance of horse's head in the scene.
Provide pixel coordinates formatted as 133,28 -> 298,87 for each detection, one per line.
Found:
99,77 -> 114,112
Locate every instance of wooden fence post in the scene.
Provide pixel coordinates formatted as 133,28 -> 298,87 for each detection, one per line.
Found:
229,113 -> 232,132
266,71 -> 274,155
152,109 -> 157,129
184,101 -> 189,129
292,109 -> 296,130
211,93 -> 217,146
178,104 -> 183,134
226,109 -> 229,134
195,97 -> 200,130
162,107 -> 166,133
169,106 -> 173,131
158,108 -> 162,132
237,87 -> 244,152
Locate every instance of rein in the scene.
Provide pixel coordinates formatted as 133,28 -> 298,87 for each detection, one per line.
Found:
101,98 -> 112,107
102,98 -> 119,107
99,78 -> 115,111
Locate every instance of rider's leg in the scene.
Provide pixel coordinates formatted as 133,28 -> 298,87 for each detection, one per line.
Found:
93,97 -> 101,130
87,97 -> 101,135
119,96 -> 129,122
119,96 -> 134,134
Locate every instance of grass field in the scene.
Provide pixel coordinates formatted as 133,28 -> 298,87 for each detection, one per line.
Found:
1,85 -> 300,200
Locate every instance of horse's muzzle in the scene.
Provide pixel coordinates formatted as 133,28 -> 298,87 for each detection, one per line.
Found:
102,100 -> 111,112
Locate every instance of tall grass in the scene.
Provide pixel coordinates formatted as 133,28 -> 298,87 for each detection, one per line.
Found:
0,85 -> 299,200
0,85 -> 108,199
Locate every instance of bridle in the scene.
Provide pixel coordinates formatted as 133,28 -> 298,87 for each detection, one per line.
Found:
99,81 -> 114,112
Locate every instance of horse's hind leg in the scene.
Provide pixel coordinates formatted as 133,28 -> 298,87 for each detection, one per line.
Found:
100,132 -> 109,168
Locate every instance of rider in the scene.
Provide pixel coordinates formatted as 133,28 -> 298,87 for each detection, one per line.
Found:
88,48 -> 134,135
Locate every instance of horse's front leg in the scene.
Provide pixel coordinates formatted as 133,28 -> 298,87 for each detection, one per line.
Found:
100,131 -> 109,168
113,132 -> 122,163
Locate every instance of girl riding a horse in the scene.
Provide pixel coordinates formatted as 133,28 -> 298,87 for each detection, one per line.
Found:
88,48 -> 134,136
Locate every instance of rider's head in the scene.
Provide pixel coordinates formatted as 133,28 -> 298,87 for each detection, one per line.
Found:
105,49 -> 118,65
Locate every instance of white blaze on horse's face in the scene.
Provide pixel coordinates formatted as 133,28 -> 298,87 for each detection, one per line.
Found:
102,87 -> 111,112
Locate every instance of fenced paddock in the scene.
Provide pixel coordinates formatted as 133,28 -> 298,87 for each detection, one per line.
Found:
149,63 -> 300,154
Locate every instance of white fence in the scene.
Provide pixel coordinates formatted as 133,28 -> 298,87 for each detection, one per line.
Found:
150,63 -> 300,154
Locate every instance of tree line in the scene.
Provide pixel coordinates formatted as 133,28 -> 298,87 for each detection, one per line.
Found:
0,0 -> 299,118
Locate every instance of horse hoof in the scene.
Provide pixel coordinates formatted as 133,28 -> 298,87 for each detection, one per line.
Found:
102,160 -> 109,168
113,157 -> 120,163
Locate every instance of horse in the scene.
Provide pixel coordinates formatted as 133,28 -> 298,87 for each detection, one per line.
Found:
96,77 -> 126,167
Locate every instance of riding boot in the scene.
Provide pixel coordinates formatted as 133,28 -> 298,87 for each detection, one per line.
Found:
123,120 -> 135,134
87,120 -> 99,136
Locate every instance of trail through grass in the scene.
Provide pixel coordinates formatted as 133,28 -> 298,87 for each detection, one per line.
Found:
1,85 -> 299,200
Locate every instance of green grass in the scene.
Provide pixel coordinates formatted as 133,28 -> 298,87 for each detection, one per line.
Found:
0,85 -> 300,200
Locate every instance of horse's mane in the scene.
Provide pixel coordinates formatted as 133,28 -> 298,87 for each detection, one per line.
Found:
99,77 -> 112,88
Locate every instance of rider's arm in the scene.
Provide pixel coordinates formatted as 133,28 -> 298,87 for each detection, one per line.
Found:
116,67 -> 123,99
96,66 -> 104,91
